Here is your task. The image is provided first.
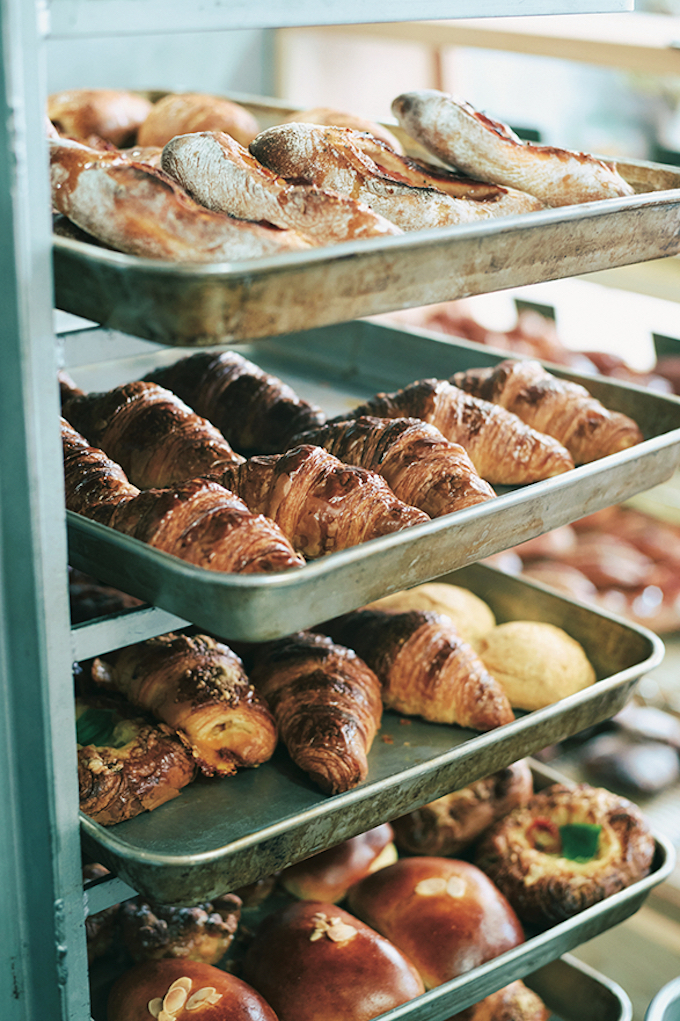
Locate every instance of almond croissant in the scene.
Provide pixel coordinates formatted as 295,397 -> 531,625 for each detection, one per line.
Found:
452,359 -> 643,464
247,631 -> 383,794
143,350 -> 325,456
216,444 -> 429,558
337,380 -> 574,485
322,609 -> 514,731
289,415 -> 495,517
62,379 -> 244,489
62,417 -> 305,573
90,633 -> 278,776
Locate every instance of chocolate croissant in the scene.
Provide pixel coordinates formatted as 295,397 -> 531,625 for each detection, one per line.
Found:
289,415 -> 495,517
248,631 -> 383,794
90,633 -> 278,776
216,444 -> 429,558
62,380 -> 243,489
143,350 -> 325,456
337,380 -> 574,485
62,418 -> 305,573
323,609 -> 514,731
452,359 -> 643,464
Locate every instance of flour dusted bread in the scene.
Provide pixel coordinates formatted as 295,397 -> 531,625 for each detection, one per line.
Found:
284,106 -> 405,153
364,582 -> 496,646
476,620 -> 596,711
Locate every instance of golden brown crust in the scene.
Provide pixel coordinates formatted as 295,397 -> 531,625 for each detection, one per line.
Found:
48,88 -> 153,146
138,91 -> 260,148
448,980 -> 550,1021
290,416 -> 495,518
90,633 -> 277,776
284,107 -> 405,153
452,359 -> 643,465
241,900 -> 425,1021
474,783 -> 656,925
120,894 -> 242,964
280,823 -> 397,902
248,631 -> 382,794
392,761 -> 534,857
363,582 -> 496,647
346,857 -> 524,989
323,609 -> 514,731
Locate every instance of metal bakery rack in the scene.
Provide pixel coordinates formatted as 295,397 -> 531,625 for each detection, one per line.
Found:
4,1 -> 680,1020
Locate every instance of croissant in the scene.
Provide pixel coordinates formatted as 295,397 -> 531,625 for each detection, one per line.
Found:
62,418 -> 305,573
290,416 -> 495,517
62,379 -> 244,489
452,358 -> 643,464
335,381 -> 574,485
90,633 -> 278,776
247,631 -> 383,793
217,444 -> 429,558
143,350 -> 325,456
322,609 -> 514,731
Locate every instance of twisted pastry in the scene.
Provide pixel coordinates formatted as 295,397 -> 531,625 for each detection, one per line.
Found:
143,349 -> 325,456
90,633 -> 278,776
336,380 -> 574,485
290,416 -> 495,517
452,359 -> 643,464
62,379 -> 244,489
217,444 -> 429,558
62,418 -> 305,573
248,631 -> 383,794
323,609 -> 514,731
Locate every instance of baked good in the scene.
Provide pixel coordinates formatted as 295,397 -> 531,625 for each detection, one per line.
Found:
288,416 -> 496,518
391,90 -> 635,207
392,761 -> 533,857
474,782 -> 656,925
76,696 -> 197,825
68,567 -> 143,624
120,894 -> 241,964
217,445 -> 429,557
47,88 -> 153,146
50,137 -> 310,262
452,359 -> 643,465
83,862 -> 120,963
323,609 -> 514,731
143,350 -> 325,457
280,823 -> 397,902
241,899 -> 425,1021
336,379 -> 574,485
137,91 -> 260,148
346,857 -> 524,989
107,958 -> 278,1021
248,631 -> 382,794
62,418 -> 305,574
447,980 -> 550,1021
62,380 -> 244,488
363,582 -> 496,646
161,130 -> 402,244
90,633 -> 278,776
475,620 -> 596,711
284,107 -> 405,153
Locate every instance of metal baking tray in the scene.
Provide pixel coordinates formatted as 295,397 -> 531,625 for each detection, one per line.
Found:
66,320 -> 680,643
51,93 -> 680,346
79,564 -> 664,906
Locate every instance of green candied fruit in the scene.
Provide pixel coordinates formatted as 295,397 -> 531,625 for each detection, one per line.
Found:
76,707 -> 118,748
559,823 -> 602,862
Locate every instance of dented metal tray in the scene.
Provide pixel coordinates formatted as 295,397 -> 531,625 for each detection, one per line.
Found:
51,93 -> 680,346
67,320 -> 680,643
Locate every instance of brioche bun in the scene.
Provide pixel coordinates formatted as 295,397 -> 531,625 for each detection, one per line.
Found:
280,823 -> 397,902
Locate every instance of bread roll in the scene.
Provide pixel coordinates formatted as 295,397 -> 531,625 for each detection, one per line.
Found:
346,857 -> 524,989
138,92 -> 259,148
447,980 -> 550,1021
48,88 -> 153,146
364,582 -> 495,646
241,900 -> 425,1021
476,621 -> 596,711
280,823 -> 397,902
107,958 -> 278,1021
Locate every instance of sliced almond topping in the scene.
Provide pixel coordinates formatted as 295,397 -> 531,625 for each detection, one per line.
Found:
205,991 -> 222,1005
168,977 -> 193,994
446,876 -> 467,898
186,986 -> 218,1010
147,998 -> 163,1019
325,921 -> 358,943
309,929 -> 324,942
163,986 -> 188,1014
158,1011 -> 174,1021
415,876 -> 447,896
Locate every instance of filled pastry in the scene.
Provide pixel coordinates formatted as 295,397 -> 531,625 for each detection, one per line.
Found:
120,894 -> 242,965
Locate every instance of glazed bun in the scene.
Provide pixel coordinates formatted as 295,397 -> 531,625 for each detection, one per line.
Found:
447,980 -> 550,1021
241,900 -> 425,1021
346,857 -> 524,989
364,583 -> 495,647
280,823 -> 397,902
107,958 -> 278,1021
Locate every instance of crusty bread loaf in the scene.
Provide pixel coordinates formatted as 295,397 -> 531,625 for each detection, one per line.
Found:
284,107 -> 404,153
138,91 -> 259,148
48,88 -> 153,146
346,857 -> 524,989
280,823 -> 397,902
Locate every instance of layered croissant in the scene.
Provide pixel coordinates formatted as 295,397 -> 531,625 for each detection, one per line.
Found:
90,633 -> 278,776
289,416 -> 495,517
247,631 -> 383,794
62,417 -> 305,572
322,609 -> 514,731
336,380 -> 574,485
452,359 -> 643,464
143,350 -> 325,456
